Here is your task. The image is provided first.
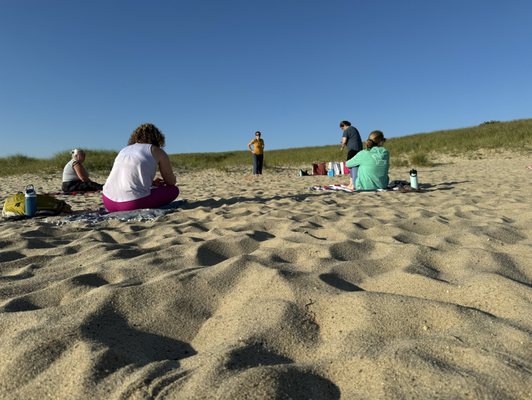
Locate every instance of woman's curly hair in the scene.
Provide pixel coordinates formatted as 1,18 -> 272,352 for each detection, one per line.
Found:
128,123 -> 166,147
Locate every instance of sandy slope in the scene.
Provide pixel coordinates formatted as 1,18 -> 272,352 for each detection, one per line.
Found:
0,154 -> 531,399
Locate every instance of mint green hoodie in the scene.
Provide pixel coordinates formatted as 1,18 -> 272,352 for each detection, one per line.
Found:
346,147 -> 389,190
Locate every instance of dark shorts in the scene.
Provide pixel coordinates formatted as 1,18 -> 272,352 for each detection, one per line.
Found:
347,149 -> 358,161
62,180 -> 103,193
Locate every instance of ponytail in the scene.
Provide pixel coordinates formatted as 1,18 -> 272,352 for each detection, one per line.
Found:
365,130 -> 385,149
365,139 -> 377,150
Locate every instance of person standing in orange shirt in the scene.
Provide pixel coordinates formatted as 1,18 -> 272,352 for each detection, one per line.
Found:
248,131 -> 265,175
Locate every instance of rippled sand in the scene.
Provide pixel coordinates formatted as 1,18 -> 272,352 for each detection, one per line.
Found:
0,154 -> 531,399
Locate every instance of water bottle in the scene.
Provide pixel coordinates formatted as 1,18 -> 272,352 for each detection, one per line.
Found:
409,169 -> 418,190
25,185 -> 37,217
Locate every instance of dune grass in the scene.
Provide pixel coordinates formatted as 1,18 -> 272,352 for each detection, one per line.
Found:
1,119 -> 530,177
0,151 -> 118,178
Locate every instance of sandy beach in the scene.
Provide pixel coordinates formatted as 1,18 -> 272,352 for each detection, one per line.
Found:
0,153 -> 531,399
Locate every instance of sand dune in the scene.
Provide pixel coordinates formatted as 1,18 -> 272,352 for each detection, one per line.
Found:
0,154 -> 531,399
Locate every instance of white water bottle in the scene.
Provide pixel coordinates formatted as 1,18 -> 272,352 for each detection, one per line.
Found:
409,169 -> 418,190
25,185 -> 37,217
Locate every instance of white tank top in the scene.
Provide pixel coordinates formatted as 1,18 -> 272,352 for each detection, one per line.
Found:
62,159 -> 80,182
103,143 -> 157,202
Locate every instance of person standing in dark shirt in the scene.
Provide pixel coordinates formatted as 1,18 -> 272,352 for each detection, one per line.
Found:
340,120 -> 362,190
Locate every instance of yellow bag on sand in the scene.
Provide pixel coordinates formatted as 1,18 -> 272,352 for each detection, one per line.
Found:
2,193 -> 71,219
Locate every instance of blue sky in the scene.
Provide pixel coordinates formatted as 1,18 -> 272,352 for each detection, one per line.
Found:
1,0 -> 531,158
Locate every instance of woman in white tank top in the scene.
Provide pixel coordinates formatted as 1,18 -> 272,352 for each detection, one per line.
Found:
102,123 -> 179,212
61,149 -> 103,193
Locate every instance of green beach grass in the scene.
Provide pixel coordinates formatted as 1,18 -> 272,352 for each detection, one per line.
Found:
1,119 -> 530,177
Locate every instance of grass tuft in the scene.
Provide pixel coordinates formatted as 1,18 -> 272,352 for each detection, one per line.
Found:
409,152 -> 432,166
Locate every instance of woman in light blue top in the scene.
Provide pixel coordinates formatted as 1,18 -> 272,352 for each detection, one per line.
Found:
345,130 -> 389,190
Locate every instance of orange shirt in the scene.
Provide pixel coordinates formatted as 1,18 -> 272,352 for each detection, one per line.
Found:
251,138 -> 264,155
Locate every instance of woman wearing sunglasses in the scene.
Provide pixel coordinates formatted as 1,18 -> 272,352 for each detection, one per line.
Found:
248,131 -> 265,175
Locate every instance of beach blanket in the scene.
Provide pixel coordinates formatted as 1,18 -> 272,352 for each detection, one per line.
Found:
49,200 -> 187,225
309,180 -> 427,193
309,184 -> 358,193
45,190 -> 102,196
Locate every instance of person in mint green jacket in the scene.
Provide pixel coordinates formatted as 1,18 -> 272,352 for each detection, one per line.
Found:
345,130 -> 389,190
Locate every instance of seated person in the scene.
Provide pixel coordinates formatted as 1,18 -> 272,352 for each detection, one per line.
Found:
346,130 -> 389,190
62,149 -> 104,192
102,123 -> 179,212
